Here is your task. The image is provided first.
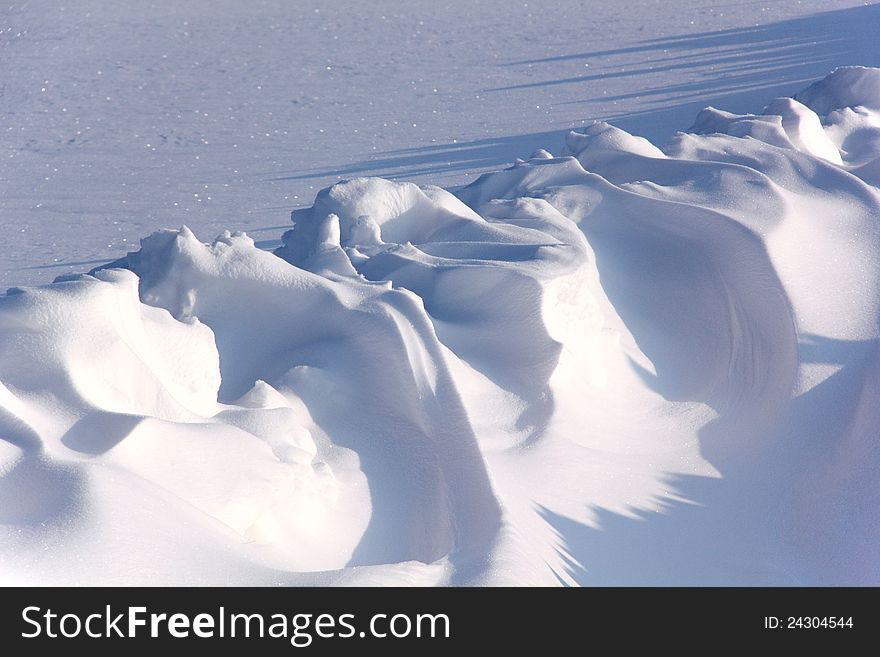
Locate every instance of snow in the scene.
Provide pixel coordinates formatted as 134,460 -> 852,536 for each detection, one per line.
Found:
3,0 -> 878,287
2,3 -> 880,585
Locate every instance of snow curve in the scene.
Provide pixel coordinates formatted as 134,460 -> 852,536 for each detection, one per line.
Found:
2,67 -> 880,585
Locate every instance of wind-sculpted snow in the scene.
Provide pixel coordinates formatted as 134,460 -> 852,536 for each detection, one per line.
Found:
2,68 -> 880,585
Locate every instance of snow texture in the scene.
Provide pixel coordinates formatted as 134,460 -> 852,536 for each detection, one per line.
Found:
3,0 -> 879,287
3,65 -> 880,585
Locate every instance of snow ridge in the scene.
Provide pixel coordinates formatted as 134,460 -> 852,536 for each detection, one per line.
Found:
2,68 -> 879,585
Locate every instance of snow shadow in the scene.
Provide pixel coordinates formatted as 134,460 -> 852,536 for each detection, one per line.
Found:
275,5 -> 879,189
272,130 -> 564,186
540,334 -> 880,585
500,4 -> 880,140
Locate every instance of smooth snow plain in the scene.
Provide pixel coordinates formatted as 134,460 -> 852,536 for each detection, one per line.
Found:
2,3 -> 880,586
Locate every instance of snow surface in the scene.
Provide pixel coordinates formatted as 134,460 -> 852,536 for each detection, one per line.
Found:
3,0 -> 879,288
3,61 -> 880,584
3,2 -> 880,586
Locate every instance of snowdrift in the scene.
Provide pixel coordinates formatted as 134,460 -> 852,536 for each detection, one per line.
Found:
2,67 -> 880,585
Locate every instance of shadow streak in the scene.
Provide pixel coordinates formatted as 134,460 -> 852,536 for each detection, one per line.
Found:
541,334 -> 880,585
501,4 -> 880,139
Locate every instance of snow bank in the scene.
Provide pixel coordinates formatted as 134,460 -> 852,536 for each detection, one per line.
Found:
3,68 -> 880,585
794,66 -> 880,114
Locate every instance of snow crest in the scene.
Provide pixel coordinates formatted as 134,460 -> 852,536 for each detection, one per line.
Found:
2,68 -> 880,585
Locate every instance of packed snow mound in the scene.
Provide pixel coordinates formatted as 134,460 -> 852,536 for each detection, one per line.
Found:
283,178 -> 486,254
794,66 -> 880,114
3,69 -> 880,585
